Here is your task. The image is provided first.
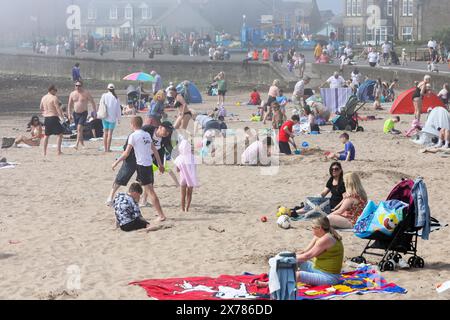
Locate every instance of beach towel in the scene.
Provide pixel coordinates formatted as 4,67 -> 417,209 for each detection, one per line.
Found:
296,266 -> 407,300
130,266 -> 406,300
320,88 -> 353,113
0,162 -> 16,170
130,274 -> 270,300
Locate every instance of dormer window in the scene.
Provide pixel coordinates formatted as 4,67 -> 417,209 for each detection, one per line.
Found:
140,3 -> 152,20
110,6 -> 118,20
125,4 -> 133,20
88,6 -> 96,20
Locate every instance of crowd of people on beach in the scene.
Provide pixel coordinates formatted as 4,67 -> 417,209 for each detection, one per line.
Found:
6,34 -> 450,293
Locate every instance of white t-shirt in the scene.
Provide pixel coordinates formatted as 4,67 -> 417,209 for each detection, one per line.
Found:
438,89 -> 448,100
428,40 -> 436,49
241,141 -> 268,165
351,72 -> 363,85
293,80 -> 305,96
382,43 -> 390,53
327,76 -> 345,89
128,129 -> 153,167
344,47 -> 353,56
152,131 -> 163,151
368,52 -> 378,63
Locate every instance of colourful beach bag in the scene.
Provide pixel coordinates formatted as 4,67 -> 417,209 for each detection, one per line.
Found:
354,200 -> 408,239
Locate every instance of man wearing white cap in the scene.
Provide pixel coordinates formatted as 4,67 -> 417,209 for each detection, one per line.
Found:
151,71 -> 162,95
99,84 -> 122,153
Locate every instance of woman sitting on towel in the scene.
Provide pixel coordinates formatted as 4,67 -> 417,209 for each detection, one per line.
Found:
328,172 -> 367,229
257,217 -> 344,286
294,162 -> 345,216
13,115 -> 44,147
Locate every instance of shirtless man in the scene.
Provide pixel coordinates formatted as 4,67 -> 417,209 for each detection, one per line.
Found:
40,85 -> 65,156
68,81 -> 97,150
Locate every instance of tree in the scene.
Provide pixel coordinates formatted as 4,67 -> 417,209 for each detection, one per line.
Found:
433,28 -> 450,46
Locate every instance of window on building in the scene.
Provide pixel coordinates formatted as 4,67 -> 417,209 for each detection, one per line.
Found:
403,0 -> 414,16
402,26 -> 413,41
125,5 -> 133,20
88,7 -> 96,20
110,6 -> 118,20
387,0 -> 393,16
141,4 -> 152,20
352,0 -> 357,16
356,0 -> 362,16
346,0 -> 352,16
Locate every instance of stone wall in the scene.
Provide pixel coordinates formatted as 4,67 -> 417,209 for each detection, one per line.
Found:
0,53 -> 292,90
311,63 -> 450,91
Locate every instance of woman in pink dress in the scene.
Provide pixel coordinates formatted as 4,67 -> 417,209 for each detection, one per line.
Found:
174,138 -> 199,212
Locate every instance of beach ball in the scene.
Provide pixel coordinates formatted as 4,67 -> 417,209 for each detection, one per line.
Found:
277,215 -> 291,230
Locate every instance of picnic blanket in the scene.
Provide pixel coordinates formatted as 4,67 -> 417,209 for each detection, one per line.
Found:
130,266 -> 406,300
291,197 -> 330,221
320,88 -> 353,113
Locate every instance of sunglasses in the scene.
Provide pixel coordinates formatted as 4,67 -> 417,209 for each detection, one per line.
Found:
331,167 -> 341,171
75,85 -> 82,87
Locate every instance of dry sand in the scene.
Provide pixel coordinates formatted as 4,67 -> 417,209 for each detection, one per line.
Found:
0,89 -> 449,300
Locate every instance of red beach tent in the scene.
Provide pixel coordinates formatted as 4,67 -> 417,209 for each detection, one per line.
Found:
390,88 -> 443,114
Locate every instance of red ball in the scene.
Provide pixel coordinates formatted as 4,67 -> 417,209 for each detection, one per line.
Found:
261,216 -> 268,223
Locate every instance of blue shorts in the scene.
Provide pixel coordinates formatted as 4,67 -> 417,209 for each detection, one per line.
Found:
102,120 -> 116,130
338,152 -> 347,161
298,261 -> 340,286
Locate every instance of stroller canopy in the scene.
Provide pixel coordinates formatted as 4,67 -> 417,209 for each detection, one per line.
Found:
357,80 -> 376,102
390,88 -> 443,115
126,85 -> 139,96
421,107 -> 450,137
176,81 -> 203,104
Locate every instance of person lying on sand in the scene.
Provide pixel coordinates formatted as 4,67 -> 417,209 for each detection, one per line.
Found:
256,217 -> 344,287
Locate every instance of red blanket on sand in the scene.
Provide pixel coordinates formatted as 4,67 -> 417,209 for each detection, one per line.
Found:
130,274 -> 270,300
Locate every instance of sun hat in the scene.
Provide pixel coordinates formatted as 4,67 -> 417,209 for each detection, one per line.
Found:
107,83 -> 115,90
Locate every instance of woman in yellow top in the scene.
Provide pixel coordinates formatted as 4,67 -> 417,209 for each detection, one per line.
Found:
296,217 -> 344,286
257,217 -> 343,288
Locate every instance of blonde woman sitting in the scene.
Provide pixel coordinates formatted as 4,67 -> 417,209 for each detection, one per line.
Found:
328,172 -> 368,229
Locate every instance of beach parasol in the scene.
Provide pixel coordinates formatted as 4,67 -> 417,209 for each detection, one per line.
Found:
123,72 -> 156,109
123,72 -> 155,82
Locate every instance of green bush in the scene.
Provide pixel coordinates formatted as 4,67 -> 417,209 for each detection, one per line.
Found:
433,28 -> 450,45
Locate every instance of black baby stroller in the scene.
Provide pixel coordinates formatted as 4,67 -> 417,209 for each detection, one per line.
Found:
351,178 -> 446,272
332,95 -> 365,132
127,85 -> 140,109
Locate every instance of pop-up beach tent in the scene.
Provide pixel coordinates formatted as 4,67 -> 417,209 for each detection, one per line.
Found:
176,81 -> 203,104
390,88 -> 443,114
421,107 -> 450,137
357,80 -> 376,102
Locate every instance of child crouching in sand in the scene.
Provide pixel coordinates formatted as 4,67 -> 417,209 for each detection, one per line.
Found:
326,133 -> 355,162
175,138 -> 199,212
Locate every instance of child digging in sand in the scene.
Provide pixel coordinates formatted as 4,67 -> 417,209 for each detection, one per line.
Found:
175,138 -> 199,212
384,116 -> 401,135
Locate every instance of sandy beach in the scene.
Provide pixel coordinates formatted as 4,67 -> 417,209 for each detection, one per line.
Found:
1,86 -> 449,300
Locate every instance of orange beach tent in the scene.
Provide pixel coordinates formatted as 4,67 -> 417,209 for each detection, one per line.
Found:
390,88 -> 443,114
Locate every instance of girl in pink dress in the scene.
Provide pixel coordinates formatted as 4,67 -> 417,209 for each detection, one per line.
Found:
174,139 -> 199,212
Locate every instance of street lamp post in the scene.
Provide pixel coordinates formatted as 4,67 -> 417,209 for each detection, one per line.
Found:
132,5 -> 136,59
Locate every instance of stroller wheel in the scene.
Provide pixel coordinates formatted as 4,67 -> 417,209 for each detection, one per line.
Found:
408,256 -> 425,269
351,256 -> 367,264
356,126 -> 364,132
387,253 -> 402,263
379,260 -> 395,272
